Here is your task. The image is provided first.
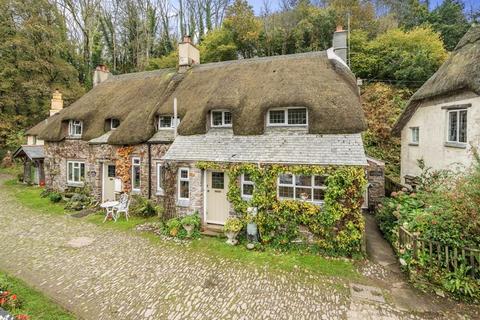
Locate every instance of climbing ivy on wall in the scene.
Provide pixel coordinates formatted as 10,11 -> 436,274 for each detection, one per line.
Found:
116,146 -> 134,192
197,162 -> 367,255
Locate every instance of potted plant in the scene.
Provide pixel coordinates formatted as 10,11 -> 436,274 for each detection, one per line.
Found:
180,213 -> 200,237
224,217 -> 243,245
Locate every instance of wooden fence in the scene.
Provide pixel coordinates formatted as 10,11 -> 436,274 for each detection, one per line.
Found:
398,226 -> 480,278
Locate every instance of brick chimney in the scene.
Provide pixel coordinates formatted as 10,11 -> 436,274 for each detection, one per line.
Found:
93,64 -> 111,86
178,35 -> 200,73
50,89 -> 63,116
333,25 -> 348,64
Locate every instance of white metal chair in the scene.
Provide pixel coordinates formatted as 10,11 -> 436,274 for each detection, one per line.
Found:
114,193 -> 130,221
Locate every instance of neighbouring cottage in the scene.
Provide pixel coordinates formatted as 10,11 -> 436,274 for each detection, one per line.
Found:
30,28 -> 384,252
393,26 -> 480,187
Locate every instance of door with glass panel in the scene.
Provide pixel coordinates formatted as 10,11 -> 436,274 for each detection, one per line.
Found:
206,171 -> 230,224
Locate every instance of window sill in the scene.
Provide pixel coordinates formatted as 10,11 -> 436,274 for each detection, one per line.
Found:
156,190 -> 165,196
67,182 -> 84,187
408,143 -> 419,146
131,189 -> 141,194
66,136 -> 82,140
444,142 -> 467,149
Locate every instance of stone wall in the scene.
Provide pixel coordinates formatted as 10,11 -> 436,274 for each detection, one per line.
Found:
44,140 -> 170,201
366,157 -> 385,210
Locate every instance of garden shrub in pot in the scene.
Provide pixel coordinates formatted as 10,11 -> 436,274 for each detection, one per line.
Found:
224,217 -> 243,245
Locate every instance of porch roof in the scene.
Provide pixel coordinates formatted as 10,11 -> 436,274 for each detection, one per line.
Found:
163,130 -> 367,166
13,145 -> 45,160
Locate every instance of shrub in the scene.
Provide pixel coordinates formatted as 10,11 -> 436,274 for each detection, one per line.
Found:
442,265 -> 480,300
48,192 -> 62,203
180,213 -> 200,228
129,195 -> 161,218
165,218 -> 182,237
224,217 -> 243,233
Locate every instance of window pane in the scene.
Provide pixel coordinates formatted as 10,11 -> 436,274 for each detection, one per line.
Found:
68,163 -> 73,181
314,175 -> 327,186
157,165 -> 163,190
243,184 -> 254,196
224,112 -> 232,125
180,169 -> 188,179
295,187 -> 312,201
80,163 -> 85,179
313,188 -> 326,201
243,174 -> 252,182
295,175 -> 311,186
212,111 -> 223,126
133,166 -> 140,189
459,110 -> 467,143
449,111 -> 458,142
269,110 -> 285,124
74,167 -> 80,182
279,186 -> 294,198
159,116 -> 172,128
288,108 -> 307,125
279,174 -> 293,185
111,119 -> 120,129
108,165 -> 116,178
211,172 -> 224,189
180,181 -> 189,198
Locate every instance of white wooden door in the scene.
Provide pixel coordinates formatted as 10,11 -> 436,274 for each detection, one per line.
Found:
103,163 -> 116,201
206,171 -> 230,225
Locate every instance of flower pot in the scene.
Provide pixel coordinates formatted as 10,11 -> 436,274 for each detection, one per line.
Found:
183,224 -> 194,237
225,231 -> 239,245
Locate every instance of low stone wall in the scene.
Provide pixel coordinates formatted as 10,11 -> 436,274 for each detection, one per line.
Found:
366,157 -> 385,210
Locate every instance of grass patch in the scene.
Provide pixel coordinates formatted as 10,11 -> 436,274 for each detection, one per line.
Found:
86,212 -> 161,232
189,236 -> 360,280
1,179 -> 68,215
0,164 -> 22,177
0,271 -> 75,319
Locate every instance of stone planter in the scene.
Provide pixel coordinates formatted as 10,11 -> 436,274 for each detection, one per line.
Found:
183,224 -> 194,237
225,231 -> 239,245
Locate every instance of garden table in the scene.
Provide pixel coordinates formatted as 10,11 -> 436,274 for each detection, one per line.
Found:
101,201 -> 120,222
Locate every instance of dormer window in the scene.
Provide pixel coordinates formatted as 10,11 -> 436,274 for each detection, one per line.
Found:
267,107 -> 307,126
110,118 -> 120,130
158,116 -> 180,130
211,110 -> 232,127
68,120 -> 83,137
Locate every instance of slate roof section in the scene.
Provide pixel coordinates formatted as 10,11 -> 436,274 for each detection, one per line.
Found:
163,130 -> 367,166
89,131 -> 112,144
13,145 -> 45,160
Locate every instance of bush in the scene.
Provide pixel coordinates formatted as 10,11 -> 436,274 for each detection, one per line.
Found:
129,195 -> 161,218
165,218 -> 182,237
48,192 -> 62,203
224,217 -> 243,233
180,213 -> 200,228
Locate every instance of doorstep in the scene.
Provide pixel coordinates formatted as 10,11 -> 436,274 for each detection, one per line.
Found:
201,223 -> 224,237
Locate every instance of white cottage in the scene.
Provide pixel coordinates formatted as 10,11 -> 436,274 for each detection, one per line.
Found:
393,26 -> 480,186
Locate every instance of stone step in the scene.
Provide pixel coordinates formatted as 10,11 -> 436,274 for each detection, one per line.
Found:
201,224 -> 224,237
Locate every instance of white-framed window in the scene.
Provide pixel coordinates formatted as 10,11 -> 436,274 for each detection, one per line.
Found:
110,118 -> 120,130
211,110 -> 232,127
447,109 -> 467,143
68,120 -> 83,137
131,157 -> 141,191
241,173 -> 255,199
156,163 -> 164,194
410,127 -> 419,145
158,116 -> 180,130
267,107 -> 307,126
277,174 -> 327,203
67,161 -> 85,185
178,168 -> 190,200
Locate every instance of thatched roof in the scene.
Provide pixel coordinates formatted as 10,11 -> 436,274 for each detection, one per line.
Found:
26,119 -> 49,136
393,26 -> 480,135
39,51 -> 366,144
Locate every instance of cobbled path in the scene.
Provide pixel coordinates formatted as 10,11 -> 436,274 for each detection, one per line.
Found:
0,175 -> 467,320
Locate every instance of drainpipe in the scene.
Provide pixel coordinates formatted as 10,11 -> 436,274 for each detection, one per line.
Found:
173,97 -> 178,138
148,143 -> 152,199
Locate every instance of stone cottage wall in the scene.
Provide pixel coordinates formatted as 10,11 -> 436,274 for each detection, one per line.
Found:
44,140 -> 170,201
366,158 -> 385,210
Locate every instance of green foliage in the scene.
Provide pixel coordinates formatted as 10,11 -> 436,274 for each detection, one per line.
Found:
200,28 -> 238,63
164,213 -> 201,239
198,162 -> 367,256
146,51 -> 178,70
130,195 -> 162,218
442,265 -> 480,300
180,213 -> 201,228
48,192 -> 62,203
165,218 -> 182,237
224,217 -> 243,233
351,27 -> 448,86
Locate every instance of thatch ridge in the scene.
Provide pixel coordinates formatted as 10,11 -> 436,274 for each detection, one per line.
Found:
393,26 -> 480,135
26,118 -> 50,136
39,50 -> 366,144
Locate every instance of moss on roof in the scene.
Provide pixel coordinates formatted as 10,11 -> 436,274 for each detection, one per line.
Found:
39,51 -> 366,144
393,26 -> 480,135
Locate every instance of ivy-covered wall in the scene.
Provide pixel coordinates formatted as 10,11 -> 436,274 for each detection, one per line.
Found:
196,162 -> 368,256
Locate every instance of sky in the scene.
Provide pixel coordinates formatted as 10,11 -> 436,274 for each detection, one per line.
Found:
247,0 -> 480,15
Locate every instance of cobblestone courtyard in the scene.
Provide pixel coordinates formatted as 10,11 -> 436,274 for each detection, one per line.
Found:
0,175 -> 477,320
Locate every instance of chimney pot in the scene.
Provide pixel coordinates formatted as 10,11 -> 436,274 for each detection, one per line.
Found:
50,89 -> 63,116
336,25 -> 344,32
183,35 -> 192,43
93,64 -> 111,86
178,35 -> 200,72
